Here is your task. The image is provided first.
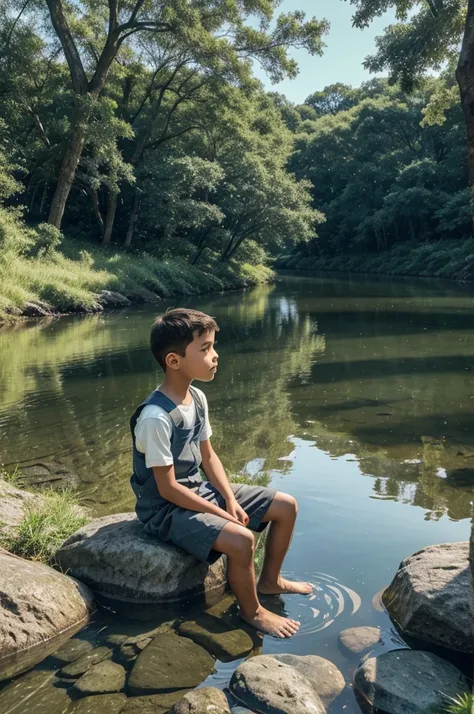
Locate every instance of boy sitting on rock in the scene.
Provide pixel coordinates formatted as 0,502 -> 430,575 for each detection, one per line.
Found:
130,308 -> 311,638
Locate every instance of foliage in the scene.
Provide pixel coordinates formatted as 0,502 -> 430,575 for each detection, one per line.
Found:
442,692 -> 474,714
0,489 -> 89,564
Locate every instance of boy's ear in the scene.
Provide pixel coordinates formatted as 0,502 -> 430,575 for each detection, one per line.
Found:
165,352 -> 180,371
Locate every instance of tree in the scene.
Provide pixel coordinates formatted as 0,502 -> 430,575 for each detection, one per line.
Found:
37,0 -> 328,229
347,1 -> 474,226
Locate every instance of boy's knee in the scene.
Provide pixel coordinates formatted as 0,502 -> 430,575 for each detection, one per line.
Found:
230,528 -> 255,560
281,492 -> 298,516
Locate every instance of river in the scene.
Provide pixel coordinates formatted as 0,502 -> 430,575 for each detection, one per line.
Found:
0,273 -> 472,713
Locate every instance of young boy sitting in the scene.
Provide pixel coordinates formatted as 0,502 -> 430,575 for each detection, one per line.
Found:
130,308 -> 312,638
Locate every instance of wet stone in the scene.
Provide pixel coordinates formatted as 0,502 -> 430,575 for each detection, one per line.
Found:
61,646 -> 112,678
72,660 -> 126,697
127,631 -> 215,696
50,638 -> 94,666
103,620 -> 175,648
68,693 -> 128,714
171,687 -> 231,713
178,614 -> 253,662
354,649 -> 469,714
339,627 -> 382,656
121,691 -> 193,714
274,654 -> 345,706
230,655 -> 326,714
0,669 -> 71,714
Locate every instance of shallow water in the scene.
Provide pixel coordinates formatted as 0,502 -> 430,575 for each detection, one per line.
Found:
0,273 -> 472,712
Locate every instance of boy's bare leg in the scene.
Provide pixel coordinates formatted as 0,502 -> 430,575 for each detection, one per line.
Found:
212,522 -> 300,638
257,493 -> 313,595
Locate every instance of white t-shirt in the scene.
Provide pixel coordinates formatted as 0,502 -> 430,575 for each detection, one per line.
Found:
134,387 -> 212,468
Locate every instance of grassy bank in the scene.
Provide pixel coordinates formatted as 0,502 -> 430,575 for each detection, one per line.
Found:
0,208 -> 273,322
276,239 -> 474,282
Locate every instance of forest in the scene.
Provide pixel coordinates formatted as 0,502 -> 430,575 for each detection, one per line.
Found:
0,1 -> 473,319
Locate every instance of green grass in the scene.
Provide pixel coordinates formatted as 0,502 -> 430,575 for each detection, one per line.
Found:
443,693 -> 474,714
0,488 -> 90,564
0,208 -> 273,322
0,464 -> 21,487
276,239 -> 474,282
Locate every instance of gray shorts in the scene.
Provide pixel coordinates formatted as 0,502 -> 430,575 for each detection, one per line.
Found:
144,481 -> 276,563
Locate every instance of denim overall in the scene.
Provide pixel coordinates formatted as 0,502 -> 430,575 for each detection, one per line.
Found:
130,386 -> 205,529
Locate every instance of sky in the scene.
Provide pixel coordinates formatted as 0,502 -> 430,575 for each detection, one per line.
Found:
253,0 -> 398,104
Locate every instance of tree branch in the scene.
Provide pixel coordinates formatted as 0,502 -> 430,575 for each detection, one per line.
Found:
45,0 -> 88,94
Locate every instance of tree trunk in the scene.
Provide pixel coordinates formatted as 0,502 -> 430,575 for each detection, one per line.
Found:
102,190 -> 117,246
124,191 -> 139,247
48,100 -> 91,228
456,0 -> 474,235
89,188 -> 104,235
39,182 -> 48,215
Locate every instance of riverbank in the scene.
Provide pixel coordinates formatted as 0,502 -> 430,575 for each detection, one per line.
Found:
276,239 -> 474,282
0,209 -> 273,323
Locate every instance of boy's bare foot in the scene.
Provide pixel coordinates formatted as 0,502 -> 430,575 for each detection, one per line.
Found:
240,606 -> 300,638
257,577 -> 313,595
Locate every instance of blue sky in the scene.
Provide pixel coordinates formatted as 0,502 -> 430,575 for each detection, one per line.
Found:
253,0 -> 397,104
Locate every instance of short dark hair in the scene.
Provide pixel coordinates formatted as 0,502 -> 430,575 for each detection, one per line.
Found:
150,308 -> 219,371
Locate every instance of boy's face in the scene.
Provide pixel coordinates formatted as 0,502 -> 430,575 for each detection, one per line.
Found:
168,329 -> 218,381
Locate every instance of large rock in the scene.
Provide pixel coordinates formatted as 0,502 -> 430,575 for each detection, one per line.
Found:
384,542 -> 471,653
171,688 -> 231,714
273,654 -> 345,706
354,649 -> 469,714
0,549 -> 94,682
69,694 -> 128,714
127,631 -> 215,695
230,655 -> 326,714
55,514 -> 227,605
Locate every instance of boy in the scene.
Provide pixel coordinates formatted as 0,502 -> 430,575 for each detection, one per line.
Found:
130,308 -> 312,638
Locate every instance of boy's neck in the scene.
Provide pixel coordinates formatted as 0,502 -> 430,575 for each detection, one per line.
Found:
159,372 -> 192,405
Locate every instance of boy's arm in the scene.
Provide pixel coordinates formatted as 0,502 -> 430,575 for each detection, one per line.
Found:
152,464 -> 241,526
200,440 -> 249,526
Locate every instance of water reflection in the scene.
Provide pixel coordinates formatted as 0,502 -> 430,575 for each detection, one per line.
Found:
0,276 -> 472,523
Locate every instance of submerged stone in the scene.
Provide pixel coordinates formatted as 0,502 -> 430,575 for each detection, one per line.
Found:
127,631 -> 215,696
71,660 -> 126,697
338,627 -> 382,655
50,639 -> 94,666
177,613 -> 253,662
230,655 -> 326,714
68,693 -> 128,714
171,687 -> 231,713
0,669 -> 71,714
121,691 -> 193,714
61,646 -> 112,678
354,649 -> 469,714
0,549 -> 94,682
384,541 -> 471,653
274,654 -> 345,705
55,514 -> 227,605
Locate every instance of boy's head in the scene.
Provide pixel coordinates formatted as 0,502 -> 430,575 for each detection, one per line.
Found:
150,308 -> 219,381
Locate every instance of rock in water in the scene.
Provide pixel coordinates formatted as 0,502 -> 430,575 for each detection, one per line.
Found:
0,669 -> 71,714
0,549 -> 94,682
354,650 -> 469,714
177,614 -> 253,662
128,631 -> 215,695
230,655 -> 326,714
121,692 -> 193,714
338,627 -> 382,655
72,660 -> 126,696
69,693 -> 128,714
384,541 -> 471,653
171,688 -> 231,713
60,645 -> 112,677
273,654 -> 345,705
99,291 -> 131,308
55,514 -> 227,604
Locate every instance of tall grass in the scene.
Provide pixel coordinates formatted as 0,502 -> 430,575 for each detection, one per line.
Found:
0,489 -> 89,564
0,208 -> 273,321
443,693 -> 474,714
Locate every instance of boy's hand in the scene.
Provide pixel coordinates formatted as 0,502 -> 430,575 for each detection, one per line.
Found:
226,498 -> 249,527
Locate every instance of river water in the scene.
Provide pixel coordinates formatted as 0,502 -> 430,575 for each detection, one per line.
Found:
0,273 -> 472,713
